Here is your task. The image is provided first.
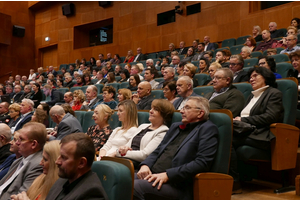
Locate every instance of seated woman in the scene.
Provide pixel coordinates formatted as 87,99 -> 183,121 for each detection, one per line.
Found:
116,99 -> 175,168
123,50 -> 135,63
252,25 -> 262,42
7,103 -> 21,128
31,108 -> 48,127
244,37 -> 256,52
117,88 -> 132,102
47,79 -> 56,89
291,17 -> 300,34
105,72 -> 117,86
163,81 -> 178,104
181,47 -> 194,63
112,54 -> 121,64
30,83 -> 43,108
258,55 -> 282,79
56,79 -> 64,88
100,86 -> 118,109
203,51 -> 213,64
241,46 -> 251,60
73,75 -> 84,87
90,57 -> 96,67
231,67 -> 284,185
176,61 -> 186,76
72,90 -> 85,111
91,69 -> 98,79
83,73 -> 92,86
183,63 -> 198,87
199,57 -> 209,73
28,69 -> 36,80
118,69 -> 130,83
99,100 -> 138,157
128,74 -> 140,91
124,64 -> 132,74
11,140 -> 60,200
204,62 -> 222,86
37,103 -> 50,127
86,104 -> 114,154
288,51 -> 300,108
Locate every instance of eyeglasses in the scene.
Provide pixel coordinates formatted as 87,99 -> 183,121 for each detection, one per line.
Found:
229,63 -> 239,66
258,62 -> 266,66
287,39 -> 296,41
17,137 -> 32,143
250,73 -> 260,79
182,105 -> 201,111
208,70 -> 215,73
213,76 -> 226,80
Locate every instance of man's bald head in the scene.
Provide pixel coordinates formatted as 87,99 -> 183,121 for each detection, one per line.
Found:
137,81 -> 151,98
0,123 -> 12,144
0,102 -> 9,114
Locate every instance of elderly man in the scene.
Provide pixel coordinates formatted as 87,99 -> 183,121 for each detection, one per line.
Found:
146,59 -> 154,68
16,85 -> 34,103
254,30 -> 276,52
178,41 -> 188,55
134,47 -> 146,62
215,50 -> 230,68
12,85 -> 23,103
203,36 -> 216,51
21,76 -> 28,85
229,55 -> 249,83
95,71 -> 107,84
130,65 -> 144,81
98,53 -> 106,67
0,124 -> 12,165
157,67 -> 176,89
43,84 -> 64,106
95,59 -> 102,71
49,105 -> 83,140
63,92 -> 74,107
64,75 -> 75,88
0,102 -> 9,123
192,42 -> 205,61
68,65 -> 75,76
5,85 -> 14,99
204,68 -> 245,117
173,76 -> 199,110
46,133 -> 108,200
280,34 -> 300,54
81,85 -> 101,110
47,66 -> 57,77
144,68 -> 159,89
106,53 -> 114,63
134,96 -> 218,200
12,99 -> 34,132
132,82 -> 154,110
0,122 -> 46,200
269,22 -> 285,39
171,55 -> 181,68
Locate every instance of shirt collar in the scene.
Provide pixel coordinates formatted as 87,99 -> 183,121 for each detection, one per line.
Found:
251,85 -> 269,97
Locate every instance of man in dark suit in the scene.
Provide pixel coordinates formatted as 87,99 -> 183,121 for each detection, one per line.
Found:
132,82 -> 154,110
46,133 -> 108,200
16,85 -> 34,103
0,122 -> 46,200
134,96 -> 218,200
0,124 -> 13,165
12,85 -> 23,103
229,54 -> 249,83
13,99 -> 34,132
46,66 -> 57,77
269,22 -> 285,39
0,102 -> 10,123
44,84 -> 64,106
49,105 -> 83,140
203,36 -> 216,51
5,85 -> 14,99
133,47 -> 146,62
177,41 -> 188,55
204,68 -> 245,117
173,76 -> 200,110
63,75 -> 75,88
81,85 -> 101,110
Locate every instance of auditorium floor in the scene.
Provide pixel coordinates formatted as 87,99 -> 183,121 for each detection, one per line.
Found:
231,179 -> 300,199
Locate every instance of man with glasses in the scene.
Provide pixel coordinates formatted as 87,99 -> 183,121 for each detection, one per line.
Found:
63,75 -> 75,88
12,99 -> 34,132
157,67 -> 176,89
229,55 -> 249,83
171,55 -> 180,69
280,34 -> 300,54
134,96 -> 218,200
173,76 -> 199,110
204,68 -> 245,117
0,122 -> 47,200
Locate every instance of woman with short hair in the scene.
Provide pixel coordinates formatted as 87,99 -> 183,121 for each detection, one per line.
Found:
72,90 -> 86,111
117,88 -> 132,102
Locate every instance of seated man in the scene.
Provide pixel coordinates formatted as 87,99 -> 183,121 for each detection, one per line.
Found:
81,85 -> 101,110
46,133 -> 108,200
132,82 -> 154,110
95,71 -> 107,84
203,35 -> 216,51
134,96 -> 218,200
49,105 -> 83,140
229,55 -> 249,83
280,34 -> 300,54
63,75 -> 75,88
215,50 -> 229,68
177,41 -> 188,55
12,99 -> 34,132
130,65 -> 144,81
254,30 -> 276,52
43,84 -> 64,106
0,124 -> 13,165
63,92 -> 74,107
157,67 -> 176,89
192,42 -> 205,61
12,85 -> 23,103
204,68 -> 245,117
134,47 -> 147,62
0,102 -> 10,123
173,76 -> 199,110
269,22 -> 285,39
16,85 -> 34,103
0,122 -> 46,200
144,68 -> 159,89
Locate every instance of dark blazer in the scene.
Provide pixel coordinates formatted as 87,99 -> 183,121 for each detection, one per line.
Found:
80,97 -> 102,110
241,87 -> 284,141
46,89 -> 64,106
46,170 -> 108,200
141,120 -> 218,200
233,69 -> 249,83
15,112 -> 33,131
55,113 -> 83,140
270,29 -> 285,39
177,47 -> 188,55
173,92 -> 200,110
204,85 -> 245,118
12,92 -> 24,103
137,95 -> 154,110
0,154 -> 16,180
64,81 -> 75,88
0,144 -> 12,166
206,43 -> 216,51
30,90 -> 43,108
16,91 -> 34,103
134,53 -> 146,62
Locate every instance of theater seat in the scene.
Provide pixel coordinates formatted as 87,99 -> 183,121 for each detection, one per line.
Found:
194,73 -> 210,86
236,35 -> 251,45
221,38 -> 236,48
271,54 -> 290,63
82,111 -> 95,132
106,83 -> 120,91
138,111 -> 150,125
151,89 -> 164,99
81,85 -> 88,94
70,86 -> 82,93
119,82 -> 129,89
244,58 -> 258,67
58,87 -> 69,93
233,82 -> 253,100
147,53 -> 157,59
251,51 -> 263,58
230,45 -> 244,55
193,85 -> 213,96
276,62 -> 293,78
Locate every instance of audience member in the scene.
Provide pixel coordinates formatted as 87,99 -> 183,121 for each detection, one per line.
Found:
6,85 -> 14,99
132,82 -> 154,110
0,102 -> 9,123
74,59 -> 80,69
163,81 -> 178,103
7,103 -> 21,128
288,50 -> 300,107
37,103 -> 50,128
258,55 -> 282,79
183,63 -> 199,87
144,68 -> 159,89
176,61 -> 186,76
114,65 -> 121,76
205,62 -> 222,85
215,50 -> 230,68
203,51 -> 213,63
112,54 -> 121,64
95,71 -> 107,84
166,43 -> 175,57
280,34 -> 300,54
133,47 -> 146,62
203,35 -> 216,51
252,25 -> 262,42
30,83 -> 43,108
73,75 -> 84,87
45,133 -> 108,200
128,74 -> 140,91
192,42 -> 205,61
266,48 -> 277,56
81,85 -> 101,110
177,41 -> 188,55
31,108 -> 48,127
0,124 -> 12,165
199,57 -> 209,73
134,96 -> 218,200
124,63 -> 132,74
28,69 -> 36,80
170,55 -> 180,68
244,37 -> 257,52
49,105 -> 83,140
63,75 -> 75,88
99,100 -> 138,157
229,55 -> 249,83
98,86 -> 118,109
63,92 -> 74,107
124,50 -> 135,63
106,61 -> 114,73
43,84 -> 64,107
83,73 -> 92,86
291,17 -> 300,34
254,30 -> 277,51
157,67 -> 175,89
72,90 -> 85,111
56,79 -> 64,88
173,76 -> 199,110
241,46 -> 252,59
181,47 -> 194,63
269,22 -> 285,38
12,99 -> 34,133
130,65 -> 144,81
192,40 -> 198,52
118,69 -> 130,83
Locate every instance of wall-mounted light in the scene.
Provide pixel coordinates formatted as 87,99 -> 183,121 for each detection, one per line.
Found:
45,37 -> 50,41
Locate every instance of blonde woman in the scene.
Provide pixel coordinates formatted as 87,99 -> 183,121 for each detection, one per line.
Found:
123,50 -> 135,63
252,25 -> 262,42
99,100 -> 138,157
72,90 -> 86,111
204,62 -> 222,85
11,140 -> 60,200
117,89 -> 132,102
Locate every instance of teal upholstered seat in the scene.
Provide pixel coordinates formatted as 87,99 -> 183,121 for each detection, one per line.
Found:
138,111 -> 150,125
271,54 -> 290,63
194,73 -> 210,86
58,87 -> 69,93
236,35 -> 251,45
193,85 -> 214,96
74,111 -> 86,125
106,83 -> 120,91
109,112 -> 121,129
251,51 -> 263,58
233,82 -> 253,100
244,58 -> 258,67
276,62 -> 293,78
82,111 -> 95,132
119,82 -> 129,89
222,38 -> 236,48
230,45 -> 244,55
70,86 -> 82,93
151,89 -> 164,99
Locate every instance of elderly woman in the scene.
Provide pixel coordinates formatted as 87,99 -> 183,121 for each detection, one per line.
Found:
199,57 -> 209,73
72,90 -> 86,111
241,46 -> 252,60
166,43 -> 175,57
123,50 -> 135,63
74,75 -> 84,87
118,69 -> 130,83
244,37 -> 256,52
128,74 -> 140,91
163,81 -> 178,103
83,73 -> 92,86
183,63 -> 198,87
7,103 -> 21,128
288,51 -> 300,108
117,88 -> 132,102
231,67 -> 284,187
204,62 -> 222,86
31,108 -> 48,127
30,83 -> 43,108
99,100 -> 138,157
252,25 -> 262,42
36,67 -> 46,79
181,47 -> 194,63
86,104 -> 114,153
116,99 -> 175,168
101,85 -> 118,109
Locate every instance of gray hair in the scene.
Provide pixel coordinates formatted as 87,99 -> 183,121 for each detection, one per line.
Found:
253,25 -> 261,34
216,68 -> 234,85
269,22 -> 277,27
241,46 -> 252,55
188,96 -> 210,120
165,67 -> 175,74
178,76 -> 193,88
50,105 -> 65,116
22,99 -> 34,111
230,54 -> 244,66
146,59 -> 154,64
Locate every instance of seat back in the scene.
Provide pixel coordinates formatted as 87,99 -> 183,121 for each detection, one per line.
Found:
250,51 -> 262,58
70,86 -> 82,93
58,87 -> 69,93
109,112 -> 121,129
151,90 -> 164,99
276,78 -> 298,125
244,58 -> 258,67
221,38 -> 236,48
92,157 -> 134,200
193,85 -> 214,96
119,82 -> 129,89
81,85 -> 88,94
147,53 -> 157,59
138,111 -> 150,125
230,45 -> 245,55
236,35 -> 251,45
158,51 -> 167,58
194,73 -> 210,86
233,82 -> 253,100
276,62 -> 293,78
271,54 -> 290,63
74,111 -> 86,126
94,84 -> 104,93
82,111 -> 95,132
106,83 -> 120,91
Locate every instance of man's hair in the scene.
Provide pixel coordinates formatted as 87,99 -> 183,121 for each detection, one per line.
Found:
22,99 -> 34,111
50,105 -> 65,116
230,54 -> 244,67
270,22 -> 277,27
61,133 -> 95,168
23,122 -> 47,150
65,92 -> 73,98
188,96 -> 210,120
0,124 -> 12,143
165,67 -> 175,74
178,76 -> 193,88
25,85 -> 32,90
217,68 -> 234,85
88,85 -> 98,94
146,59 -> 154,64
43,84 -> 52,90
198,42 -> 205,46
1,102 -> 9,110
